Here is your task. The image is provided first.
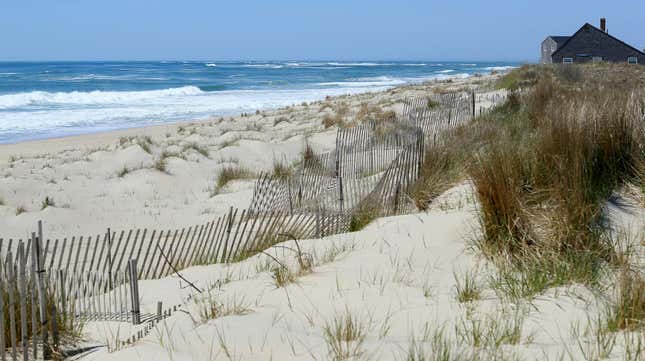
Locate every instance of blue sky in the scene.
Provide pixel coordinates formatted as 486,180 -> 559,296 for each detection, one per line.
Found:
1,0 -> 643,62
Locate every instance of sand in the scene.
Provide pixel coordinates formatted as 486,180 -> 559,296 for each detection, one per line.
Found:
78,182 -> 642,361
0,74 -> 502,240
1,72 -> 643,360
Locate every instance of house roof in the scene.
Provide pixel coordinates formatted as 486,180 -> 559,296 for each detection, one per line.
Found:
548,36 -> 571,47
552,23 -> 645,57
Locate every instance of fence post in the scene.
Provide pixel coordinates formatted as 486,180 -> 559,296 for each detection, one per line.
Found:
471,91 -> 476,118
338,176 -> 344,213
107,228 -> 113,289
157,301 -> 163,321
6,251 -> 17,360
128,259 -> 140,325
394,182 -> 401,215
50,304 -> 59,360
18,243 -> 28,361
0,257 -> 5,361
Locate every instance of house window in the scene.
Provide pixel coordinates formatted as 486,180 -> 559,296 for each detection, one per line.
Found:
592,56 -> 603,63
563,58 -> 573,64
627,57 -> 638,64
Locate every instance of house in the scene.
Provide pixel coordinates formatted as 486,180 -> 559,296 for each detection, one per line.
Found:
541,18 -> 645,64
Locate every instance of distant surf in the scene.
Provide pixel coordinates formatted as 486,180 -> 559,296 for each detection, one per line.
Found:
0,61 -> 517,143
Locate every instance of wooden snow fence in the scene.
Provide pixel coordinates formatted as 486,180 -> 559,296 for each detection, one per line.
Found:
0,207 -> 347,283
1,232 -> 62,360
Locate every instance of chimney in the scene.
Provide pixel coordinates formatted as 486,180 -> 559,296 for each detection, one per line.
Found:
600,18 -> 606,32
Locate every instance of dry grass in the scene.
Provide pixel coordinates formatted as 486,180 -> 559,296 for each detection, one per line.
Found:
472,66 -> 643,261
356,102 -> 396,123
323,310 -> 368,360
153,158 -> 168,173
348,200 -> 381,232
454,270 -> 481,303
211,165 -> 253,196
183,143 -> 210,158
194,292 -> 251,324
605,266 -> 645,331
271,159 -> 293,180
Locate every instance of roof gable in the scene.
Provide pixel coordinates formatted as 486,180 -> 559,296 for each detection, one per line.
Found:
549,36 -> 570,46
552,23 -> 645,57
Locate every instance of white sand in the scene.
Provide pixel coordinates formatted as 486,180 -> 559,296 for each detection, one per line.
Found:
2,73 -> 642,360
79,182 -> 642,361
0,75 -> 503,240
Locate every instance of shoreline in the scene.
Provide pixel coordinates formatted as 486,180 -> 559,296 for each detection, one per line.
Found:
0,73 -> 502,238
0,70 -> 506,155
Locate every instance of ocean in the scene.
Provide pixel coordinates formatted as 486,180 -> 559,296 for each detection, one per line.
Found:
0,61 -> 517,143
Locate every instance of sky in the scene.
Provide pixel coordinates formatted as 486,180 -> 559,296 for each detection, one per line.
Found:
1,0 -> 644,62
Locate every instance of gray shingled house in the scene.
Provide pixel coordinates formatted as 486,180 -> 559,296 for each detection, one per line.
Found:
541,19 -> 645,65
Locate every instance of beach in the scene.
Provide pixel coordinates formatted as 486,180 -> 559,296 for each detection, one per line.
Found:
0,74 -> 502,239
1,65 -> 643,361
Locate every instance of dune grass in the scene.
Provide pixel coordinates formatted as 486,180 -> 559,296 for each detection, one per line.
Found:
407,65 -> 643,324
323,310 -> 368,360
183,143 -> 210,158
469,66 -> 642,291
211,165 -> 253,196
194,292 -> 251,324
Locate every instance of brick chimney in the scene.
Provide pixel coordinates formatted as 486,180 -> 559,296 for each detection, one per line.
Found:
600,18 -> 606,32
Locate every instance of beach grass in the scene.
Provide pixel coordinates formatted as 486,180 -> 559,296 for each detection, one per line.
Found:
211,165 -> 253,196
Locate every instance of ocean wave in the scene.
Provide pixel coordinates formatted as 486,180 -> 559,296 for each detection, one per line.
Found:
318,76 -> 406,88
437,69 -> 454,73
484,66 -> 517,71
205,63 -> 217,67
326,62 -> 393,67
0,86 -> 204,109
240,64 -> 284,69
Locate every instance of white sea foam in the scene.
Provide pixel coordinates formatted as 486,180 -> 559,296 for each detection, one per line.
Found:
437,69 -> 454,73
484,66 -> 517,71
0,85 -> 391,142
0,86 -> 204,110
326,62 -> 393,66
205,63 -> 217,67
318,76 -> 406,88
